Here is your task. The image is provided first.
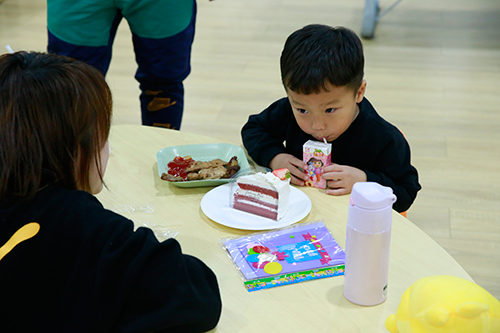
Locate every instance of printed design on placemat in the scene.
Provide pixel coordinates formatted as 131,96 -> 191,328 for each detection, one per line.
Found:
223,221 -> 345,291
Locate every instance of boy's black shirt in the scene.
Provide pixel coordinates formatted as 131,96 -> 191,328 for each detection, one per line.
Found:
241,97 -> 421,212
0,186 -> 222,332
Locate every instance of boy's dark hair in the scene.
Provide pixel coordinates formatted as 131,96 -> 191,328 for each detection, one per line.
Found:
280,25 -> 364,95
0,51 -> 112,201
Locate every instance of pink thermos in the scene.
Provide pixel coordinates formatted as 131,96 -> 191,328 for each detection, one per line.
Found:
343,182 -> 397,306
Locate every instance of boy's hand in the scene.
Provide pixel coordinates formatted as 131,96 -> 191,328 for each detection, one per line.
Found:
322,163 -> 367,196
269,153 -> 308,186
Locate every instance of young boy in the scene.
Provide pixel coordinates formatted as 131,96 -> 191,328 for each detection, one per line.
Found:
241,25 -> 421,213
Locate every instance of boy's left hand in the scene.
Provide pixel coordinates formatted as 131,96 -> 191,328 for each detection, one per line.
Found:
321,163 -> 367,196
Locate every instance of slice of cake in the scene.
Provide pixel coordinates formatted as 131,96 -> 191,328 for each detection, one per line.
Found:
232,169 -> 291,220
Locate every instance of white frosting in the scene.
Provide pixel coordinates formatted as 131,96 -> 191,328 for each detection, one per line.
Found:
236,189 -> 277,205
236,172 -> 290,219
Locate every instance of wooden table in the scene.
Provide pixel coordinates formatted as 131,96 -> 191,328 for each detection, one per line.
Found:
96,124 -> 472,333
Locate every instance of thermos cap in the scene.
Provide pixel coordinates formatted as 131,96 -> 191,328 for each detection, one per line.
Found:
350,182 -> 396,210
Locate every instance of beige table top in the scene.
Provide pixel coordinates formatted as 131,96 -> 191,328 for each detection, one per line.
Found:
96,124 -> 472,333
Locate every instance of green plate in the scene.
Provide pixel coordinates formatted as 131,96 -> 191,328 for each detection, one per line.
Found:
157,143 -> 251,187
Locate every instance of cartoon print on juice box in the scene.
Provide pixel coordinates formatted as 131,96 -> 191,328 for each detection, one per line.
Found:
303,140 -> 332,189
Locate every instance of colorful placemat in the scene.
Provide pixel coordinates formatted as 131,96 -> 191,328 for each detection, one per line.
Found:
221,220 -> 345,292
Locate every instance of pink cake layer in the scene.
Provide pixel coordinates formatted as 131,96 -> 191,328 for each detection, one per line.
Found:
237,183 -> 278,199
233,201 -> 278,220
233,194 -> 278,210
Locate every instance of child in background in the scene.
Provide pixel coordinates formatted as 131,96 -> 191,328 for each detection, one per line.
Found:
47,0 -> 197,130
0,51 -> 221,332
241,25 -> 421,213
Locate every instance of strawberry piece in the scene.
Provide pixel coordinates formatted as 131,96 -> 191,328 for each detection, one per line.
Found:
272,168 -> 291,180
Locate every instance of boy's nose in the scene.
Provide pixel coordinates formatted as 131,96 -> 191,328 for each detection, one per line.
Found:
311,119 -> 326,131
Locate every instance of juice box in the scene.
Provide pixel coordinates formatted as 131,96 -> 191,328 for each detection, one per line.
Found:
303,140 -> 332,189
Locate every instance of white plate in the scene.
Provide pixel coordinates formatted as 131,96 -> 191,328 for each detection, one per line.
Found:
200,183 -> 312,230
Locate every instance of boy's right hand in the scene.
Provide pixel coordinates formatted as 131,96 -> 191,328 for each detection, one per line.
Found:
269,153 -> 308,186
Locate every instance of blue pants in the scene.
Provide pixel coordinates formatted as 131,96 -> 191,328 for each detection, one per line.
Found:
48,2 -> 196,130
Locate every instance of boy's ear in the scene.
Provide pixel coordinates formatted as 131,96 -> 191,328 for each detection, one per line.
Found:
355,80 -> 367,103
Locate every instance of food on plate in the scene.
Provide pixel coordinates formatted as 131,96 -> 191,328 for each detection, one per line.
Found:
161,156 -> 240,182
232,169 -> 291,220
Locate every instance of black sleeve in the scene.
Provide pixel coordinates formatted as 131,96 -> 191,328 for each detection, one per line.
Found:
92,219 -> 222,333
363,131 -> 421,213
241,98 -> 292,167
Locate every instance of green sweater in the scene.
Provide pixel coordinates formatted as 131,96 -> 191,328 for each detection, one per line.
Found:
48,0 -> 193,46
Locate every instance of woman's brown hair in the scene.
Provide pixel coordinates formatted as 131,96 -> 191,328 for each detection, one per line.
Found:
0,51 -> 112,201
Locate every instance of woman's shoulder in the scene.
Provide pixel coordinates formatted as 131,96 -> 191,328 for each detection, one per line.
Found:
32,186 -> 134,237
39,186 -> 110,217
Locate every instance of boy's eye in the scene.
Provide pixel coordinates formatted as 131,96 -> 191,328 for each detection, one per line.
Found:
325,108 -> 337,113
297,108 -> 308,114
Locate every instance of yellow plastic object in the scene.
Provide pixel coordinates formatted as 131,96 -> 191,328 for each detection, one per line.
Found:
0,222 -> 40,261
385,275 -> 500,333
